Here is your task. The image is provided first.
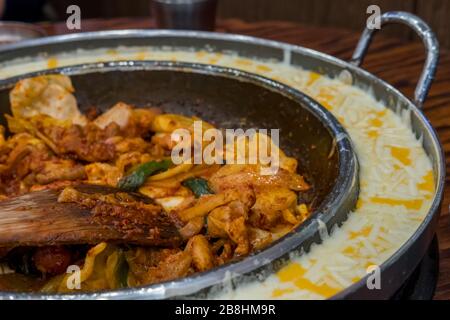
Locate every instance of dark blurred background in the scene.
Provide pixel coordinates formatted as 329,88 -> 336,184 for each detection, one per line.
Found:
1,0 -> 449,49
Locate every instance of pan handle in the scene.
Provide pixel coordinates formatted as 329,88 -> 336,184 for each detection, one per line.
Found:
350,11 -> 439,108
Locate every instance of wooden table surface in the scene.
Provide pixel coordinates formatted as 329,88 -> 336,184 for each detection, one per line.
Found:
39,17 -> 450,300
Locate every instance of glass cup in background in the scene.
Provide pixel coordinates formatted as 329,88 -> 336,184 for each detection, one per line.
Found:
0,22 -> 47,46
151,0 -> 218,31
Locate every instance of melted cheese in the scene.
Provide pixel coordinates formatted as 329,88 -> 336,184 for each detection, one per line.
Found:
390,146 -> 412,166
370,197 -> 423,210
47,57 -> 58,69
417,170 -> 434,192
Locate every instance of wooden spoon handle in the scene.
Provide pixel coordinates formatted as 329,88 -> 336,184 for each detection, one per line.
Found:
0,185 -> 182,247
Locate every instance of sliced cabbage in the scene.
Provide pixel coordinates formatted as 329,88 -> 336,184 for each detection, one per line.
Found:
10,75 -> 87,126
154,196 -> 187,212
93,102 -> 132,129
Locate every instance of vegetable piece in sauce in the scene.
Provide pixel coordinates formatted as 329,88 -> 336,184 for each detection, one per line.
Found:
106,249 -> 129,289
182,178 -> 214,198
116,257 -> 129,288
117,159 -> 171,191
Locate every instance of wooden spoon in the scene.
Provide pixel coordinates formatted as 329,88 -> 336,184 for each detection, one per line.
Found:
0,184 -> 182,248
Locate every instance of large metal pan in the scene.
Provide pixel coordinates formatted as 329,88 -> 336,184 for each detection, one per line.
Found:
0,61 -> 359,299
0,11 -> 445,299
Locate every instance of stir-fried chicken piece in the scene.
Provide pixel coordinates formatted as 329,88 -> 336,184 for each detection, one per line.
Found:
115,152 -> 154,174
208,200 -> 251,256
212,239 -> 234,265
248,227 -> 273,251
126,248 -> 192,286
209,164 -> 310,193
179,216 -> 204,239
0,133 -> 48,173
85,163 -> 122,186
127,108 -> 161,137
39,121 -> 118,162
0,133 -> 85,196
112,137 -> 152,155
250,187 -> 298,229
186,235 -> 215,272
34,159 -> 86,185
177,187 -> 255,222
151,133 -> 177,151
